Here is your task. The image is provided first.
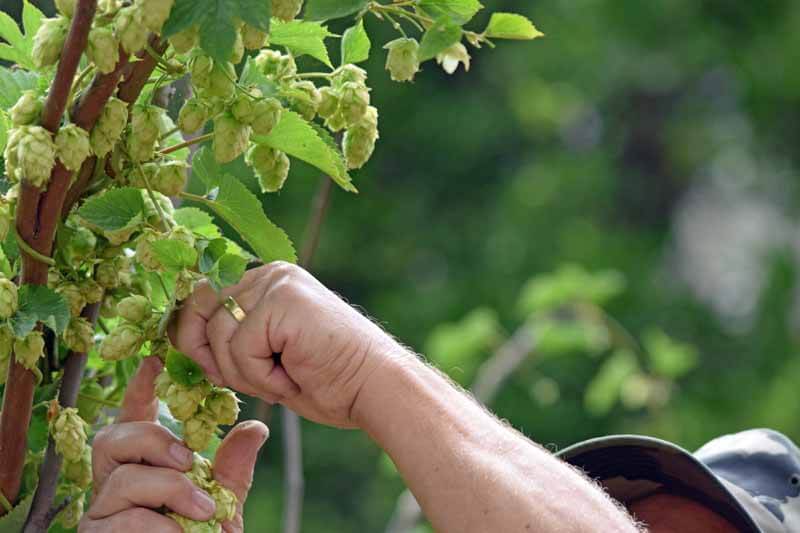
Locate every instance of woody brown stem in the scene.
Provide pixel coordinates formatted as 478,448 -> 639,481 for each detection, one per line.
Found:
0,0 -> 98,511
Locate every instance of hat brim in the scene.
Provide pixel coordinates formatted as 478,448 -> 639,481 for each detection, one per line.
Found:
557,435 -> 762,532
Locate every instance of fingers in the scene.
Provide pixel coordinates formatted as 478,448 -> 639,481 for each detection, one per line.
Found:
80,508 -> 182,533
92,422 -> 193,489
118,357 -> 163,423
88,464 -> 216,522
213,421 -> 269,502
204,287 -> 271,397
169,268 -> 269,383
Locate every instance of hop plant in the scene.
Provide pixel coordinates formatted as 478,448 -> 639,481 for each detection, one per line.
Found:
76,380 -> 106,423
135,228 -> 165,272
80,278 -> 104,305
206,388 -> 240,426
332,64 -> 368,88
152,161 -> 189,197
10,91 -> 43,126
55,0 -> 76,18
288,80 -> 321,121
0,199 -> 12,243
15,126 -> 57,188
246,145 -> 290,193
128,105 -> 163,162
64,317 -> 95,353
55,124 -> 92,171
192,57 -> 236,99
343,106 -> 379,169
138,0 -> 175,33
163,380 -> 211,421
385,38 -> 420,83
175,270 -> 196,301
436,43 -> 471,74
116,5 -> 148,54
210,482 -> 237,523
241,24 -> 268,50
213,114 -> 250,164
272,0 -> 304,21
91,97 -> 129,156
14,330 -> 45,371
57,283 -> 86,317
117,294 -> 151,323
0,278 -> 19,319
183,408 -> 218,452
170,25 -> 198,54
62,447 -> 92,489
87,26 -> 120,74
50,406 -> 88,462
63,224 -> 97,264
99,323 -> 144,361
339,82 -> 371,127
32,16 -> 70,69
55,493 -> 85,529
251,98 -> 283,136
231,90 -> 261,125
178,98 -> 210,135
254,49 -> 296,80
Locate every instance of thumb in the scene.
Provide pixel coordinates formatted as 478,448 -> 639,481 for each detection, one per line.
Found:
213,420 -> 269,532
117,356 -> 163,423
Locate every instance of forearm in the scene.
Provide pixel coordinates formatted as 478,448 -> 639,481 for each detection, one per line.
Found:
354,352 -> 639,533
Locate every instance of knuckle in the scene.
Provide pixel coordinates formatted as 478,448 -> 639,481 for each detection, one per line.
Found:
107,463 -> 137,491
92,424 -> 114,451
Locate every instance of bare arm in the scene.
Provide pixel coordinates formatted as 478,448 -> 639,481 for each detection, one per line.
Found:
356,354 -> 639,533
171,262 -> 640,533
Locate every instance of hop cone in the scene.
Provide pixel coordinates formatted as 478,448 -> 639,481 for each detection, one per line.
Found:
135,228 -> 165,271
0,199 -> 12,242
116,5 -> 148,54
317,86 -> 340,120
99,324 -> 144,361
10,91 -> 43,126
91,97 -> 128,156
0,278 -> 19,319
206,388 -> 240,426
55,124 -> 92,171
64,316 -> 95,353
117,294 -> 152,323
80,278 -> 104,304
17,126 -> 57,188
55,493 -> 85,529
63,446 -> 92,489
339,82 -> 370,127
57,283 -> 86,317
254,50 -> 296,80
178,98 -> 210,135
231,90 -> 262,125
32,16 -> 69,69
151,161 -> 188,197
55,0 -> 76,18
170,26 -> 198,54
272,0 -> 303,21
343,106 -> 379,169
213,114 -> 250,164
165,380 -> 211,421
241,24 -> 268,50
128,105 -> 163,162
51,407 -> 88,462
251,98 -> 283,136
138,0 -> 174,33
168,513 -> 221,533
14,330 -> 45,371
245,145 -> 290,193
331,65 -> 368,88
210,481 -> 237,522
289,80 -> 321,121
183,409 -> 217,452
87,26 -> 120,74
384,38 -> 420,83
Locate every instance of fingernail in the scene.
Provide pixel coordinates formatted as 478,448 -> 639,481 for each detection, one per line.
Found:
192,490 -> 216,515
169,443 -> 193,466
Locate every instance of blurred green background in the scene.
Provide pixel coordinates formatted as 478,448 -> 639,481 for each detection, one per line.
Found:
9,0 -> 800,530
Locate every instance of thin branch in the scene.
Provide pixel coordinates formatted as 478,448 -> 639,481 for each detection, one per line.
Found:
0,0 -> 97,511
384,325 -> 538,533
24,304 -> 101,533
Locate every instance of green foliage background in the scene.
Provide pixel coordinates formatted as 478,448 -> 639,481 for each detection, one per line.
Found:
7,0 -> 800,530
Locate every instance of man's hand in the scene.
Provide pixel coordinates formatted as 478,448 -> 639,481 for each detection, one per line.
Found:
79,357 -> 269,532
169,262 -> 403,428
